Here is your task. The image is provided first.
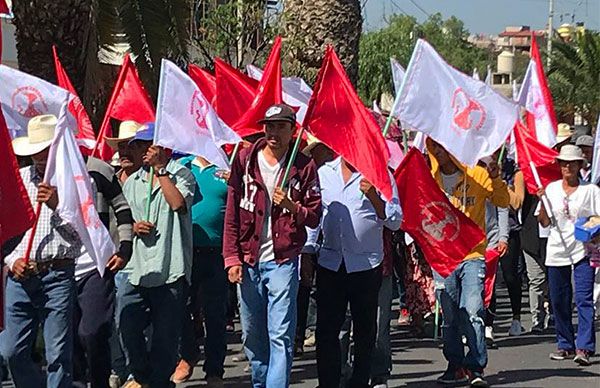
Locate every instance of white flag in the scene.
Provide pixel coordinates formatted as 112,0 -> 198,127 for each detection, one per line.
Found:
0,65 -> 75,139
45,102 -> 116,276
517,57 -> 557,147
397,39 -> 519,167
390,58 -> 406,95
472,68 -> 480,81
592,116 -> 600,184
154,59 -> 241,170
246,64 -> 313,125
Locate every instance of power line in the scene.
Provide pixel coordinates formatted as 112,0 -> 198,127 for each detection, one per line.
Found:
408,0 -> 430,17
390,0 -> 409,15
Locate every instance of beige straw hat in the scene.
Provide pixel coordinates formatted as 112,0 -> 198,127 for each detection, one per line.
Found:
105,120 -> 144,149
11,114 -> 57,156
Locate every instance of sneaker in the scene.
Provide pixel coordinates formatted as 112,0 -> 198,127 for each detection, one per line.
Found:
530,325 -> 544,335
206,375 -> 225,387
508,320 -> 523,336
373,384 -> 388,388
109,373 -> 122,388
549,349 -> 575,360
304,333 -> 316,347
122,379 -> 148,388
398,308 -> 411,326
171,359 -> 194,384
437,366 -> 468,385
226,320 -> 235,333
232,352 -> 248,362
484,326 -> 495,348
574,349 -> 592,366
467,370 -> 489,387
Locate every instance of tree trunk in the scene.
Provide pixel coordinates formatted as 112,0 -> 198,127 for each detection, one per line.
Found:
283,0 -> 362,86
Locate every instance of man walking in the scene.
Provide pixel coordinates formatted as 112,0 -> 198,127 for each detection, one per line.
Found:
223,104 -> 322,388
311,157 -> 402,388
119,125 -> 196,387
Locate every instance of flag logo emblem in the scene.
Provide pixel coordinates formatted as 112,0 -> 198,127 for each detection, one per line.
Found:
11,86 -> 48,118
451,88 -> 486,132
190,91 -> 210,135
75,175 -> 101,229
420,202 -> 460,242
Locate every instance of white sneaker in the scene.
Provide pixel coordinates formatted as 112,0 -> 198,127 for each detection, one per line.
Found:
485,326 -> 494,341
508,319 -> 523,336
373,384 -> 388,388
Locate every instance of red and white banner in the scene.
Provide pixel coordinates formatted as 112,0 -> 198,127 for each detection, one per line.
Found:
397,39 -> 519,167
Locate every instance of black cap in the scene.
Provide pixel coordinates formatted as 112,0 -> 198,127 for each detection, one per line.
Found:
258,104 -> 296,125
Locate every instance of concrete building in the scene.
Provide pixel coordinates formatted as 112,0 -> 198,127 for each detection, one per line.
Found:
497,26 -> 546,52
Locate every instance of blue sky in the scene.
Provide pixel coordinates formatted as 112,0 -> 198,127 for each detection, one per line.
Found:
364,0 -> 600,34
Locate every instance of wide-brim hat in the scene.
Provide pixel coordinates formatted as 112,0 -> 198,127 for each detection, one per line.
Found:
12,114 -> 57,156
556,123 -> 573,143
106,120 -> 144,149
556,144 -> 585,162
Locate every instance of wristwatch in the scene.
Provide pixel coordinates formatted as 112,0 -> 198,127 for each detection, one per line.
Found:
155,167 -> 169,177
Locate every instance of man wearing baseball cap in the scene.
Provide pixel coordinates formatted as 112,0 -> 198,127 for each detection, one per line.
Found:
118,123 -> 196,387
222,104 -> 322,387
576,135 -> 595,183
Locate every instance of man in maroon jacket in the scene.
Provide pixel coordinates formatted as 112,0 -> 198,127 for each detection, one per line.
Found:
222,104 -> 322,388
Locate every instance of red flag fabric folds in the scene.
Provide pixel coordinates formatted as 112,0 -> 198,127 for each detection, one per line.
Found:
232,36 -> 283,137
52,46 -> 95,152
394,148 -> 486,277
514,120 -> 561,194
305,46 -> 393,200
188,64 -> 217,107
215,58 -> 258,128
93,54 -> 155,161
0,112 -> 34,246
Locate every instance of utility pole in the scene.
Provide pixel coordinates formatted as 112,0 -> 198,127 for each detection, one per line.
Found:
547,0 -> 554,68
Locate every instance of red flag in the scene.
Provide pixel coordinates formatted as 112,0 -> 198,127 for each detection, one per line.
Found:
92,54 -> 155,161
52,46 -> 96,152
305,46 -> 393,200
394,148 -> 486,277
188,64 -> 217,107
215,58 -> 258,128
514,120 -> 561,194
0,0 -> 8,14
484,248 -> 501,307
0,113 -> 34,246
232,36 -> 283,137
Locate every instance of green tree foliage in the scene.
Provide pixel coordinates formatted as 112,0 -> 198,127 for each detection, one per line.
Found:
548,31 -> 600,127
358,13 -> 494,104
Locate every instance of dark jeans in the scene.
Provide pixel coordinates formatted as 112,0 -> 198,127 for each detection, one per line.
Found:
181,249 -> 228,378
548,259 -> 596,352
486,232 -> 523,326
1,265 -> 75,388
119,277 -> 187,387
296,284 -> 312,345
316,264 -> 382,388
73,270 -> 115,388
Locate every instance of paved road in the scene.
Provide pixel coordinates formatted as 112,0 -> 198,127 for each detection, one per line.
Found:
182,287 -> 600,387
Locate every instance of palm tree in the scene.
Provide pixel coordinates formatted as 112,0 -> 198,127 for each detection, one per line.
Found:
283,0 -> 362,86
548,31 -> 600,127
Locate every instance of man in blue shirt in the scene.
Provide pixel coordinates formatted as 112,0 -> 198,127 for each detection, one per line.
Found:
308,157 -> 402,388
173,155 -> 229,386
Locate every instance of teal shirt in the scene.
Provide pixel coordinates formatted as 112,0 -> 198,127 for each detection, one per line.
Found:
180,157 -> 228,247
122,160 -> 195,287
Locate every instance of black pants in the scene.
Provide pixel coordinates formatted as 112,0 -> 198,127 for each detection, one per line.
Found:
296,283 -> 312,345
73,270 -> 115,388
316,264 -> 382,388
486,232 -> 523,326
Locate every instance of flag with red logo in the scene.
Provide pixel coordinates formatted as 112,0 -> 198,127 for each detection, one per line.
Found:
514,120 -> 561,193
517,36 -> 557,147
93,54 -> 155,161
46,102 -> 116,276
188,64 -> 217,107
154,59 -> 241,169
232,36 -> 283,137
395,148 -> 486,277
397,39 -> 519,167
305,46 -> 393,200
215,58 -> 258,128
0,64 -> 72,139
247,63 -> 313,125
0,112 -> 34,246
52,46 -> 96,151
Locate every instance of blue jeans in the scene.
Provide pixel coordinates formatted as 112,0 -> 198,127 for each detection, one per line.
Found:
239,259 -> 299,388
371,275 -> 393,382
434,259 -> 487,372
119,277 -> 187,387
181,250 -> 228,377
548,258 -> 596,352
0,265 -> 75,388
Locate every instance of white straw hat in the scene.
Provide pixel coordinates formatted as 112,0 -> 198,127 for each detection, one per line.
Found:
556,123 -> 573,143
556,144 -> 585,162
11,114 -> 57,156
105,120 -> 144,149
